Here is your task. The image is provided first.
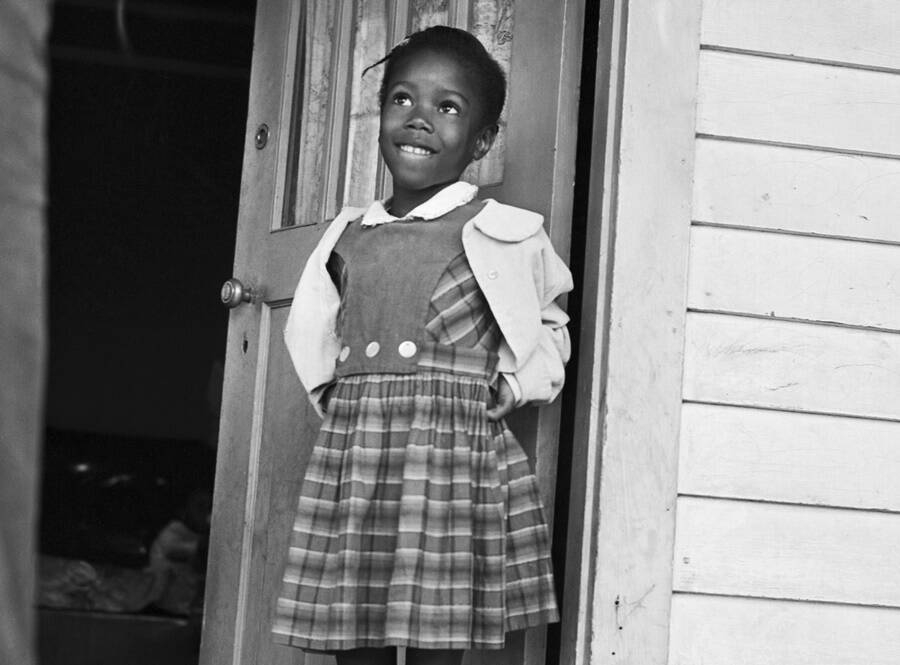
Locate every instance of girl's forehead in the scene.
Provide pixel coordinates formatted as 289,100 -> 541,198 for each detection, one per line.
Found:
386,50 -> 478,92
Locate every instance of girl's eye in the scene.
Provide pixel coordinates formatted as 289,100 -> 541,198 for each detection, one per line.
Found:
392,93 -> 412,106
439,102 -> 461,115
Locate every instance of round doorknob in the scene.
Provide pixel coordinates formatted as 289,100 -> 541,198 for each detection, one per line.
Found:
220,278 -> 253,308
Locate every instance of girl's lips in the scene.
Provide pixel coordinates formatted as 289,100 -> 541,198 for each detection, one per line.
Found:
398,143 -> 435,156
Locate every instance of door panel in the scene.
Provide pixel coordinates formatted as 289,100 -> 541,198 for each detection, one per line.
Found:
237,304 -> 323,665
202,2 -> 584,664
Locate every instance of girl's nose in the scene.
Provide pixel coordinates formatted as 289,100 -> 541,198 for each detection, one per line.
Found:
404,113 -> 433,132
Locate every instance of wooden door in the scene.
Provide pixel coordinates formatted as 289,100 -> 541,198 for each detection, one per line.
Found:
201,2 -> 584,665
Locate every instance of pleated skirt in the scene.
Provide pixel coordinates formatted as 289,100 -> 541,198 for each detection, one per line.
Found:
272,369 -> 559,651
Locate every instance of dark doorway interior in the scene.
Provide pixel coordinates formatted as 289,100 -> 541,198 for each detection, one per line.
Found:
38,2 -> 255,664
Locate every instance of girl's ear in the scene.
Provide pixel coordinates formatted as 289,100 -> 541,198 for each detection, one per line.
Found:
472,124 -> 498,161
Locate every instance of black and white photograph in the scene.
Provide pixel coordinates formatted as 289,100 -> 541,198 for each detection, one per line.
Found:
2,1 -> 897,664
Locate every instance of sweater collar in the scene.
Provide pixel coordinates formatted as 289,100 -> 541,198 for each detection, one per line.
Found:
469,200 -> 545,242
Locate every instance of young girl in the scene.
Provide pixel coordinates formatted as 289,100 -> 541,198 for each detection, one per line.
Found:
274,26 -> 573,665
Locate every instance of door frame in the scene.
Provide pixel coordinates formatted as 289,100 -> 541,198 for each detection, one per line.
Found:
560,1 -> 703,664
201,2 -> 589,665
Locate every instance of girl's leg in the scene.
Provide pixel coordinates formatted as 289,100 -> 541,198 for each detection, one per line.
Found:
405,648 -> 464,665
334,647 -> 396,665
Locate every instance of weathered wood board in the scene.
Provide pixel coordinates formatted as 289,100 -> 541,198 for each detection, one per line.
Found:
683,312 -> 900,420
692,138 -> 900,243
670,594 -> 900,665
687,225 -> 900,330
701,0 -> 900,70
679,402 -> 900,511
697,50 -> 900,156
673,496 -> 900,606
576,0 -> 703,663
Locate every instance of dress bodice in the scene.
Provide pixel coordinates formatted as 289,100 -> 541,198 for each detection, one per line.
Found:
330,201 -> 499,379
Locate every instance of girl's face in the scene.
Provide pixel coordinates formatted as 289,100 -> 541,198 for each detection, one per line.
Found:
379,50 -> 495,211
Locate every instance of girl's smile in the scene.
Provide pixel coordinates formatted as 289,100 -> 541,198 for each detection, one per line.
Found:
398,144 -> 434,156
379,50 -> 496,216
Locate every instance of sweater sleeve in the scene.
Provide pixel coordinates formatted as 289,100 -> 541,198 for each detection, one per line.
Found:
511,234 -> 573,405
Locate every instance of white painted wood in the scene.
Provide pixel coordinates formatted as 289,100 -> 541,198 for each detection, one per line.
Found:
683,312 -> 900,420
673,496 -> 900,606
687,225 -> 900,330
701,0 -> 900,71
692,138 -> 900,243
679,402 -> 900,511
574,1 -> 703,663
697,50 -> 900,156
669,594 -> 900,665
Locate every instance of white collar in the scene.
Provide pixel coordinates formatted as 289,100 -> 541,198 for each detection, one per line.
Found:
360,181 -> 479,227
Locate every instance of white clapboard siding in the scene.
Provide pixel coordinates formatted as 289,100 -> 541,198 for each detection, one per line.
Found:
701,0 -> 900,71
669,594 -> 900,665
697,50 -> 900,156
679,402 -> 900,511
687,226 -> 900,330
692,139 -> 900,243
673,496 -> 900,606
683,312 -> 900,420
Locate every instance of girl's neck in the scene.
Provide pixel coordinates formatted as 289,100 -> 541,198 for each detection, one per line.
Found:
388,179 -> 459,218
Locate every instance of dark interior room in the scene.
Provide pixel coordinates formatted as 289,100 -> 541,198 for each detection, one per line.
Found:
37,1 -> 255,663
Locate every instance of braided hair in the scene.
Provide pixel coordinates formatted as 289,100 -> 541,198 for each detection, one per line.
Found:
364,25 -> 507,129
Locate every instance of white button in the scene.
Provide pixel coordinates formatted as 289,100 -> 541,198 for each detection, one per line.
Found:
398,340 -> 417,358
365,341 -> 381,357
338,346 -> 351,362
487,270 -> 498,280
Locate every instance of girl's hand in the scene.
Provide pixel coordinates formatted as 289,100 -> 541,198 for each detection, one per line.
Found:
486,375 -> 516,421
321,384 -> 336,413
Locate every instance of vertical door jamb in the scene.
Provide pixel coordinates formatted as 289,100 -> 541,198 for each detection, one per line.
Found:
558,0 -> 627,661
561,1 -> 703,664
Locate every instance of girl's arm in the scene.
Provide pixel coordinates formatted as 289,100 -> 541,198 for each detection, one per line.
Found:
507,237 -> 573,406
510,298 -> 571,405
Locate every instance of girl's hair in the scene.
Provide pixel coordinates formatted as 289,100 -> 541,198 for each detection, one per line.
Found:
366,26 -> 507,129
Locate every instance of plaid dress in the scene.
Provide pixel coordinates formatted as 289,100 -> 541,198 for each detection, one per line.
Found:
273,224 -> 559,651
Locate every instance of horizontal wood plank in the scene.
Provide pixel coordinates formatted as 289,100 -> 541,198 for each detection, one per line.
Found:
701,0 -> 900,71
669,594 -> 900,665
692,138 -> 900,243
679,402 -> 900,511
673,496 -> 900,606
683,312 -> 900,420
697,50 -> 900,156
687,225 -> 900,329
